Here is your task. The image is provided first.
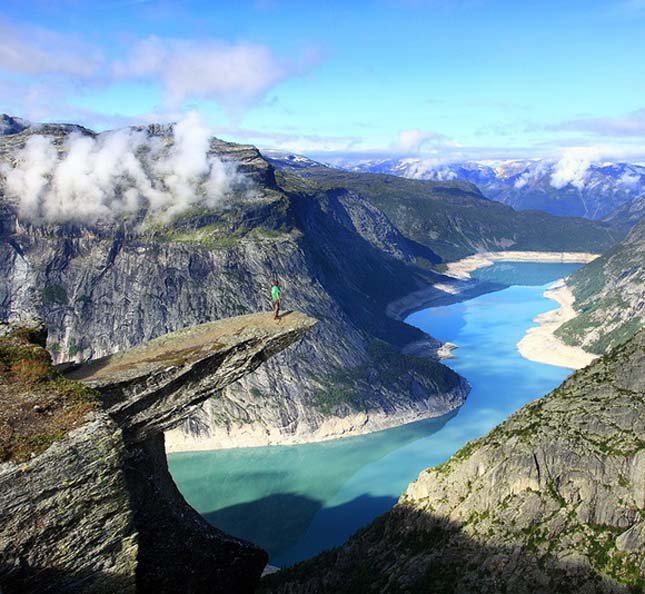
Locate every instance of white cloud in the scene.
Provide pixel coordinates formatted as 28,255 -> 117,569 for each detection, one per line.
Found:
0,19 -> 317,125
513,160 -> 550,189
393,129 -> 457,154
0,20 -> 101,77
112,36 -> 309,113
2,112 -> 245,224
398,158 -> 459,180
618,170 -> 642,189
550,147 -> 603,190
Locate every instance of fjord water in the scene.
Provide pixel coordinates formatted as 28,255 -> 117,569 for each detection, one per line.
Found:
168,262 -> 582,567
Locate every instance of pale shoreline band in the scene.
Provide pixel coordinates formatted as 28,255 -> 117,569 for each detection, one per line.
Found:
517,280 -> 599,370
444,250 -> 599,370
444,250 -> 599,280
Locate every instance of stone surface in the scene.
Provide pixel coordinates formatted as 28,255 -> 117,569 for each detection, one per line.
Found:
264,331 -> 645,594
0,414 -> 137,594
66,311 -> 316,442
0,121 -> 471,450
0,313 -> 314,594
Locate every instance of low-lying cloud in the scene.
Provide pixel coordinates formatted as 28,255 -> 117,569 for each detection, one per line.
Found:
2,112 -> 244,225
550,147 -> 613,190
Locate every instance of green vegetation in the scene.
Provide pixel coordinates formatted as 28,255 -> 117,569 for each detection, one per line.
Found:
279,167 -> 623,261
556,219 -> 644,353
42,283 -> 68,305
144,192 -> 298,250
68,338 -> 83,357
0,329 -> 100,463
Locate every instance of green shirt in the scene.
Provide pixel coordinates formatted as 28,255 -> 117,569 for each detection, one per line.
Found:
271,285 -> 280,301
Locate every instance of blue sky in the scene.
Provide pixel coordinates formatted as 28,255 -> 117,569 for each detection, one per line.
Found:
1,0 -> 644,160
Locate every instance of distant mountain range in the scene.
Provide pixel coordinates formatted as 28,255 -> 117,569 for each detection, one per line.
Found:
264,150 -> 645,221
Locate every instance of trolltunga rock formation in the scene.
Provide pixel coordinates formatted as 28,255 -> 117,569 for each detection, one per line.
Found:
0,311 -> 315,594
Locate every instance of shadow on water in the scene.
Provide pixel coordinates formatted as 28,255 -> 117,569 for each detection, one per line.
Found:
170,410 -> 459,563
273,494 -> 399,567
204,492 -> 399,566
204,493 -> 323,559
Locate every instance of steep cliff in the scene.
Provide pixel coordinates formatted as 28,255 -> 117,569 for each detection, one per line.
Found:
264,331 -> 644,594
0,312 -> 314,594
556,219 -> 644,354
0,118 -> 622,450
0,120 -> 471,449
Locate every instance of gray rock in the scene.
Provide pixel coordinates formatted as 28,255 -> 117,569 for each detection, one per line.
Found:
0,123 -> 469,449
263,331 -> 645,593
0,313 -> 314,594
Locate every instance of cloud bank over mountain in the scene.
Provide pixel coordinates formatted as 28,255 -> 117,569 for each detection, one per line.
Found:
1,112 -> 244,224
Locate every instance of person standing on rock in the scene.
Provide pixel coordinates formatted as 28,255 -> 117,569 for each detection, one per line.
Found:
271,281 -> 281,321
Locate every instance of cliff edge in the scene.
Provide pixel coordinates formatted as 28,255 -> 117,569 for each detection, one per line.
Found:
0,312 -> 315,594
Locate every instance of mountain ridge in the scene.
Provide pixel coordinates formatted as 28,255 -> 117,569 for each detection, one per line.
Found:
0,117 -> 628,449
266,150 -> 645,221
263,330 -> 645,593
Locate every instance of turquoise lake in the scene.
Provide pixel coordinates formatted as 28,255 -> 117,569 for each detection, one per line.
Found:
168,262 -> 582,567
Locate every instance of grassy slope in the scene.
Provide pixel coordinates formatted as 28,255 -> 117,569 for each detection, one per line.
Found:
0,327 -> 99,462
556,219 -> 645,354
283,167 -> 624,261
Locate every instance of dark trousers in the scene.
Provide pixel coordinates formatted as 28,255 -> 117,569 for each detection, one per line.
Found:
273,299 -> 280,319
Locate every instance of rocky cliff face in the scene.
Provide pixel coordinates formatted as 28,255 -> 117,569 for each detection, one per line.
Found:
264,331 -> 645,594
556,219 -> 644,354
0,120 -> 473,450
0,118 -> 625,451
0,313 -> 314,594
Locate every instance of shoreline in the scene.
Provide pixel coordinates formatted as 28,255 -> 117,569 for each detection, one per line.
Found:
438,250 -> 600,370
516,279 -> 599,370
164,390 -> 466,453
165,250 -> 600,453
443,250 -> 599,280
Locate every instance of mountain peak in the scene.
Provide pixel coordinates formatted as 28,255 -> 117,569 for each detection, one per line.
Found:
0,114 -> 30,136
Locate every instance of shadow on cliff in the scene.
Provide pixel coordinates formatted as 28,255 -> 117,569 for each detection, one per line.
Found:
261,506 -> 637,594
0,564 -> 136,594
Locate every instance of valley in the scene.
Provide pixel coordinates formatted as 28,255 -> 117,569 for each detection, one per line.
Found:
0,116 -> 642,594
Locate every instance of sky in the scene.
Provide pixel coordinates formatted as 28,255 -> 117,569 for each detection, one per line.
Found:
1,0 -> 644,161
